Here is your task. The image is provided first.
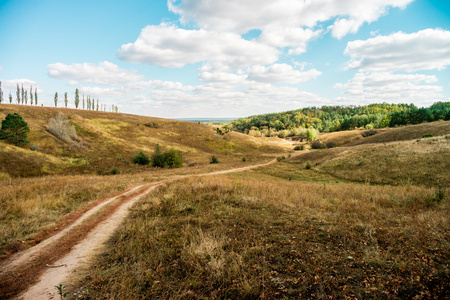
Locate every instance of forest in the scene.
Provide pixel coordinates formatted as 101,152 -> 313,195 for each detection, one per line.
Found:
230,102 -> 450,136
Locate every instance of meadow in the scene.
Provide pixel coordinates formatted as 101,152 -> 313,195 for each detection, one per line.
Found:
0,104 -> 448,299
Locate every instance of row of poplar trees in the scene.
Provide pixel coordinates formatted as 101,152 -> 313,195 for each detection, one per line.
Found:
0,82 -> 118,113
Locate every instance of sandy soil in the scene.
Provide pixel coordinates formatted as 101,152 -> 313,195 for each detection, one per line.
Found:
1,160 -> 274,300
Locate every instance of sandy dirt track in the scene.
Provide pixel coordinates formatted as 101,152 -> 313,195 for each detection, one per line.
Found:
0,160 -> 275,299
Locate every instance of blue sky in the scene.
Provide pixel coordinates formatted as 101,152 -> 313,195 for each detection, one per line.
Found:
1,0 -> 449,118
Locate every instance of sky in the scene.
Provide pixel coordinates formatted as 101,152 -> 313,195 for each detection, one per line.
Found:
0,0 -> 449,118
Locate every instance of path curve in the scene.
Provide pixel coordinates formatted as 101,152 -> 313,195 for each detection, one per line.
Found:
0,159 -> 275,300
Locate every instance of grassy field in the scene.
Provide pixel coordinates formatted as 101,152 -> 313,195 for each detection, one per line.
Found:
0,104 -> 287,177
1,105 -> 449,299
70,174 -> 449,299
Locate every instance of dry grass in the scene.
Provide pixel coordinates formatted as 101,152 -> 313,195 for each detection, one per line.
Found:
70,174 -> 449,299
0,104 -> 286,177
0,173 -> 145,259
289,135 -> 450,187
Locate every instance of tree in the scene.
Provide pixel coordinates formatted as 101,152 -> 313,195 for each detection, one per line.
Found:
75,88 -> 80,109
30,86 -> 33,105
0,113 -> 30,146
151,144 -> 166,167
64,92 -> 68,107
24,90 -> 28,105
306,128 -> 318,142
9,92 -> 12,104
91,98 -> 95,110
54,92 -> 58,107
0,81 -> 3,104
16,84 -> 20,104
82,95 -> 85,110
164,149 -> 183,168
21,84 -> 24,104
96,99 -> 99,111
132,151 -> 150,165
34,87 -> 38,105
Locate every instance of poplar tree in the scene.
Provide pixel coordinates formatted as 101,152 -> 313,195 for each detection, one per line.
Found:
96,99 -> 99,111
34,87 -> 38,105
74,88 -> 80,109
30,86 -> 33,105
0,81 -> 3,104
92,98 -> 95,110
21,84 -> 24,104
16,84 -> 20,104
82,95 -> 85,110
24,90 -> 28,105
54,92 -> 58,107
9,92 -> 12,104
64,92 -> 68,107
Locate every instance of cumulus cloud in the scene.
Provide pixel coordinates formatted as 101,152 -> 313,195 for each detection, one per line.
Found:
334,72 -> 443,105
345,29 -> 450,72
258,27 -> 321,55
117,23 -> 279,68
169,0 -> 412,37
47,61 -> 144,85
0,79 -> 41,93
247,63 -> 322,83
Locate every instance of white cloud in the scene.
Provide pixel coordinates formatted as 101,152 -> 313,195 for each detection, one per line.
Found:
334,72 -> 443,106
247,63 -> 322,83
117,23 -> 279,68
47,61 -> 144,85
345,29 -> 450,72
258,27 -> 321,54
0,79 -> 41,93
169,0 -> 412,38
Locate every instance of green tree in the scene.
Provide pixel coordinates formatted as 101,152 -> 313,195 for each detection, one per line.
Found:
9,92 -> 12,104
21,84 -> 24,104
30,86 -> 33,105
92,98 -> 95,110
64,92 -> 68,107
306,128 -> 318,142
34,87 -> 38,105
132,151 -> 150,165
151,144 -> 166,168
0,81 -> 3,103
96,99 -> 99,111
82,95 -> 85,110
54,92 -> 58,107
164,149 -> 183,168
16,84 -> 20,104
75,88 -> 80,109
24,90 -> 27,105
0,113 -> 30,146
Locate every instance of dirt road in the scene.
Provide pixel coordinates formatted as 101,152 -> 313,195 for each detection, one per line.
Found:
0,160 -> 275,299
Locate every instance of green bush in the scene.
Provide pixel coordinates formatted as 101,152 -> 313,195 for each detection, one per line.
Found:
242,157 -> 246,162
151,144 -> 166,167
132,151 -> 150,165
311,140 -> 324,149
210,155 -> 219,164
326,141 -> 336,148
422,134 -> 433,138
361,129 -> 378,137
305,160 -> 312,169
109,167 -> 120,175
164,149 -> 183,168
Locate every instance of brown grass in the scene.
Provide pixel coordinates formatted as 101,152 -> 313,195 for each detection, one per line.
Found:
289,135 -> 450,187
0,104 -> 287,177
70,174 -> 449,299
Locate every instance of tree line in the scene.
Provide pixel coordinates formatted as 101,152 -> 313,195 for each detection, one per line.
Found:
230,102 -> 450,136
0,82 -> 119,113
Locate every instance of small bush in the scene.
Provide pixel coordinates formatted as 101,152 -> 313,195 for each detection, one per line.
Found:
276,156 -> 285,162
109,167 -> 120,175
294,145 -> 302,151
361,129 -> 378,137
164,149 -> 183,168
132,151 -> 150,165
305,160 -> 312,169
30,145 -> 40,151
326,141 -> 336,148
210,155 -> 219,164
242,157 -> 246,162
311,140 -> 324,149
144,122 -> 160,128
422,134 -> 433,138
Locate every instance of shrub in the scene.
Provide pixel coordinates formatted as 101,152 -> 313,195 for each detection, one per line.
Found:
276,156 -> 285,162
311,140 -> 324,149
132,151 -> 150,165
242,157 -> 246,162
30,145 -> 40,151
47,113 -> 77,143
305,160 -> 312,169
151,144 -> 166,167
422,134 -> 433,138
109,167 -> 120,175
278,130 -> 289,138
0,113 -> 30,146
361,129 -> 378,137
306,128 -> 318,142
326,141 -> 336,148
210,155 -> 219,164
164,149 -> 183,168
294,145 -> 305,151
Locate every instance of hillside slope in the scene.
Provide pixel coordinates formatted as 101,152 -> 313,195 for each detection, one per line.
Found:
0,104 -> 287,177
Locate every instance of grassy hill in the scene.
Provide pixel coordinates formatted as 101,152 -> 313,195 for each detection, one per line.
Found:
0,104 -> 288,177
289,121 -> 450,187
